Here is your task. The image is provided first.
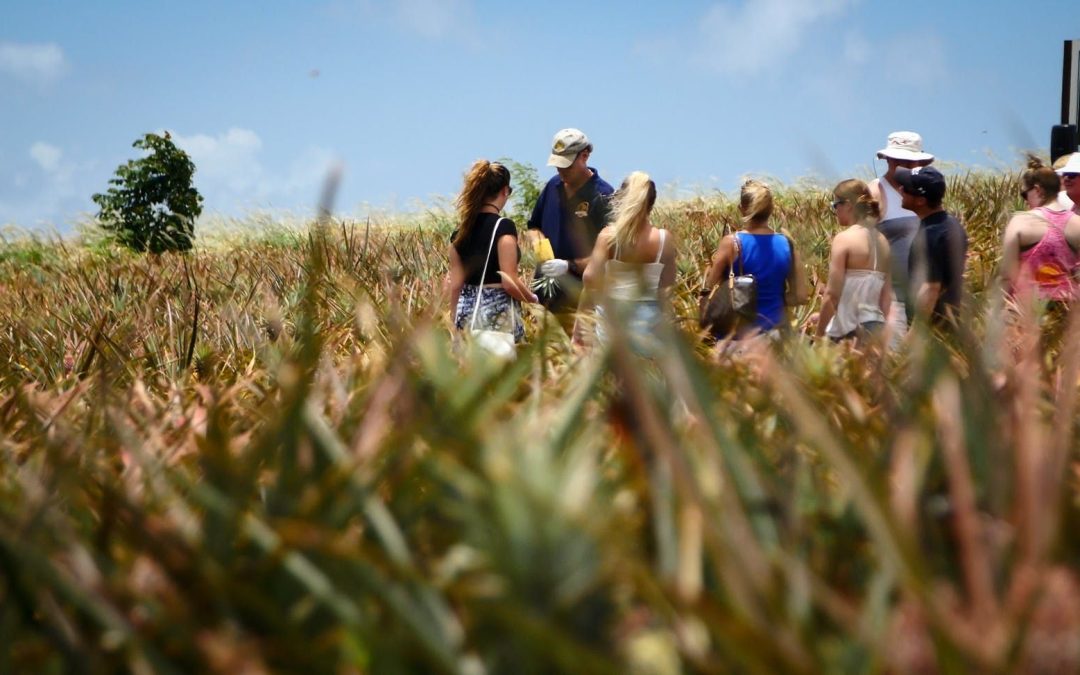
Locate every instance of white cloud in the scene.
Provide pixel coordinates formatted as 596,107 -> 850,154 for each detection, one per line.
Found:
0,42 -> 67,84
172,128 -> 265,194
695,0 -> 858,75
170,127 -> 337,212
393,0 -> 474,39
321,0 -> 478,44
29,142 -> 63,173
881,35 -> 947,88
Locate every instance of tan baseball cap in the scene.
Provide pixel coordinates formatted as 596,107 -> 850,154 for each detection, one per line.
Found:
547,128 -> 590,168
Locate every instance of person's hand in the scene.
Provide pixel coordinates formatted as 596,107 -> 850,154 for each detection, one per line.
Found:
539,259 -> 569,277
526,290 -> 539,304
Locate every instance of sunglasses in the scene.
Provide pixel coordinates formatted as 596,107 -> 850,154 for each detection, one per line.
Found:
1062,173 -> 1080,180
507,185 -> 514,196
1019,186 -> 1035,198
830,199 -> 845,211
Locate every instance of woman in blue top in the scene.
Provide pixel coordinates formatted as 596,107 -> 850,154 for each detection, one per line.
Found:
704,179 -> 809,338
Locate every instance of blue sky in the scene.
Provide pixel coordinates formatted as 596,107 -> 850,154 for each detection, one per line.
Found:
2,0 -> 1078,232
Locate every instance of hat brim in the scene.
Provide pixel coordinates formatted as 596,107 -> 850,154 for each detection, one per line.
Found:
877,148 -> 935,164
1055,155 -> 1080,174
547,153 -> 576,169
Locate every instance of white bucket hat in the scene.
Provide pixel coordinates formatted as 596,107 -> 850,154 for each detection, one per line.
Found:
1055,153 -> 1080,175
876,131 -> 934,164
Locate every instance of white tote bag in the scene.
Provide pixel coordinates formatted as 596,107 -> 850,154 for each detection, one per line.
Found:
469,218 -> 518,359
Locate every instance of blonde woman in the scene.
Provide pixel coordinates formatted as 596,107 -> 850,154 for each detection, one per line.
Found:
704,179 -> 809,338
574,171 -> 677,350
448,160 -> 538,342
815,180 -> 892,342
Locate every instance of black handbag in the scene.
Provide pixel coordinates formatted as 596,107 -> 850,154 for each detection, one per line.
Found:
699,233 -> 758,338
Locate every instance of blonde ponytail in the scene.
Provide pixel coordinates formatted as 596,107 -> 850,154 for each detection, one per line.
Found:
740,179 -> 773,224
608,171 -> 657,253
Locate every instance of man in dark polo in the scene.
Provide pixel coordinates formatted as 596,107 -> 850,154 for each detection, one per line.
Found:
896,166 -> 968,329
527,128 -> 614,330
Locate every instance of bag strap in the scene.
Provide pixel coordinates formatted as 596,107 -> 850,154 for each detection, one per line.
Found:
729,233 -> 743,287
470,217 -> 503,330
470,217 -> 505,331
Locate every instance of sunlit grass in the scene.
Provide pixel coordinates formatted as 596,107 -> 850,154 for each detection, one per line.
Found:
3,169 -> 1078,673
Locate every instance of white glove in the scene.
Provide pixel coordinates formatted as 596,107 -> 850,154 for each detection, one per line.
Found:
539,259 -> 569,277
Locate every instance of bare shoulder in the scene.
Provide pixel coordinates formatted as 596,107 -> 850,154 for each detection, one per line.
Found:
831,227 -> 857,251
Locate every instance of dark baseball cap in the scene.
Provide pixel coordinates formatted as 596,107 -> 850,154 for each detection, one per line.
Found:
895,166 -> 946,202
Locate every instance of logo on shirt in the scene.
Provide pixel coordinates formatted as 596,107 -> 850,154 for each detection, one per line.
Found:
575,201 -> 589,218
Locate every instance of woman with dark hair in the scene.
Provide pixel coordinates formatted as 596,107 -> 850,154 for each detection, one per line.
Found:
1001,156 -> 1080,300
815,179 -> 892,342
448,160 -> 538,343
574,171 -> 677,351
704,179 -> 809,339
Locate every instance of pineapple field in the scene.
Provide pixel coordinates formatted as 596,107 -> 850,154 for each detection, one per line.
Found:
2,169 -> 1079,674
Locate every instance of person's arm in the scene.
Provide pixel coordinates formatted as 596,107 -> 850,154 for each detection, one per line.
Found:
1000,215 -> 1023,289
868,178 -> 885,221
658,231 -> 678,297
914,227 -> 950,319
782,230 -> 810,306
572,230 -> 614,345
915,281 -> 942,318
447,245 -> 466,328
496,233 -> 538,303
815,235 -> 847,337
704,235 -> 736,289
877,233 -> 893,316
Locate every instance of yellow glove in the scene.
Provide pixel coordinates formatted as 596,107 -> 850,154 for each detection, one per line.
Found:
534,237 -> 554,262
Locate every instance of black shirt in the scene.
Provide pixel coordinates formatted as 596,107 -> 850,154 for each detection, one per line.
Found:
451,214 -> 519,285
907,210 -> 967,325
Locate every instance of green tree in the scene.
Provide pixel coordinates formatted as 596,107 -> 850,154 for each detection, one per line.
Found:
93,132 -> 203,253
499,158 -> 542,226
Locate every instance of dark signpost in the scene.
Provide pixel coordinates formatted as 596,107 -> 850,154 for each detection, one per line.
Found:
1051,39 -> 1080,162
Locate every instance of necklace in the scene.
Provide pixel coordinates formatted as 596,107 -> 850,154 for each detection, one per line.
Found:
482,203 -> 501,213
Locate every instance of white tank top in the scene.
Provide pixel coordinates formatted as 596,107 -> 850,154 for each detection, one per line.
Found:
879,177 -> 916,221
825,228 -> 886,338
605,229 -> 666,301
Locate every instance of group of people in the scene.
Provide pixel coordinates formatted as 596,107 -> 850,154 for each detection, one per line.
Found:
446,127 -> 1080,354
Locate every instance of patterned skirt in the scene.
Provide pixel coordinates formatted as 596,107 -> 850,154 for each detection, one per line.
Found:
455,284 -> 525,343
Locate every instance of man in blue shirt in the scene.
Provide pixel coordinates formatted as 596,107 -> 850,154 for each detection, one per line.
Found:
528,128 -> 614,324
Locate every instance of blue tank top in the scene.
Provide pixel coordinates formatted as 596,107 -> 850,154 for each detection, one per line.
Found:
736,232 -> 792,331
